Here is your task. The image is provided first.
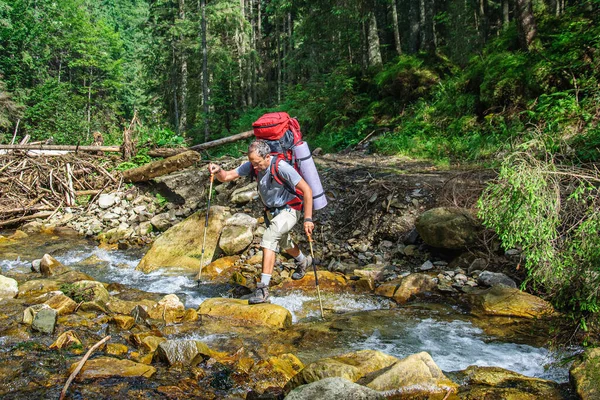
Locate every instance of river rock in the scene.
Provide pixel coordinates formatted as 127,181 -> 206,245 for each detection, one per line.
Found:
112,315 -> 135,330
44,292 -> 77,315
155,339 -> 212,366
98,194 -> 117,209
106,343 -> 129,356
136,206 -> 231,273
277,271 -> 347,292
285,377 -> 384,400
201,256 -> 239,279
375,273 -> 436,304
40,254 -> 71,277
226,213 -> 258,229
459,365 -> 563,399
23,304 -> 50,325
477,270 -> 517,288
31,305 -> 58,334
147,294 -> 186,324
219,225 -> 253,255
570,348 -> 600,400
359,351 -> 458,394
198,298 -> 292,328
231,182 -> 259,204
0,275 -> 18,299
286,349 -> 399,390
69,357 -> 156,380
415,207 -> 481,249
250,353 -> 304,393
130,332 -> 166,352
49,330 -> 82,350
150,212 -> 173,232
467,285 -> 554,318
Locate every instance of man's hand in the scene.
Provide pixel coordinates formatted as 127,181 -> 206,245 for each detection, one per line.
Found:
208,163 -> 221,175
304,220 -> 314,236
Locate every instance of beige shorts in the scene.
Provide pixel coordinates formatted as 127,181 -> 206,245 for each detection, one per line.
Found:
261,208 -> 301,252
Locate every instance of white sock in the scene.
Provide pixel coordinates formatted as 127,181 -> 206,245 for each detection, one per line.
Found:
261,273 -> 271,286
294,252 -> 306,263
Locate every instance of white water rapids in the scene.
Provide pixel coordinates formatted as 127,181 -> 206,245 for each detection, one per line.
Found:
0,240 -> 575,383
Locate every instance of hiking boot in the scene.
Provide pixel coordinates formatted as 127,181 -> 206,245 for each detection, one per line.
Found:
292,256 -> 312,280
248,283 -> 270,304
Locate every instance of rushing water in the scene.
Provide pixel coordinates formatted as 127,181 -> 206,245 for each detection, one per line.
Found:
0,232 -> 576,384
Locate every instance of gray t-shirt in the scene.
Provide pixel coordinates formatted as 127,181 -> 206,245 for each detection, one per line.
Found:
236,158 -> 302,209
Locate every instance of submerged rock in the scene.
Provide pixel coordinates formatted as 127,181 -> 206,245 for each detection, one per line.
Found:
250,353 -> 304,393
285,377 -> 384,400
198,298 -> 292,328
49,330 -> 82,350
155,339 -> 212,366
570,348 -> 600,400
136,206 -> 231,273
69,357 -> 156,380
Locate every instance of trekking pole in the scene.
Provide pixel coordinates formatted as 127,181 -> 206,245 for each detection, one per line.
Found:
308,233 -> 325,319
196,173 -> 214,286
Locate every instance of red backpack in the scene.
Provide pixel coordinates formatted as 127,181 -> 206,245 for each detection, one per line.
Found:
252,112 -> 304,209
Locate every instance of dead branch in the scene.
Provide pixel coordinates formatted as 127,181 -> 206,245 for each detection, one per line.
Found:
59,335 -> 111,400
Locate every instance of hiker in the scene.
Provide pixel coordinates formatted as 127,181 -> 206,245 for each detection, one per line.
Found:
207,140 -> 314,304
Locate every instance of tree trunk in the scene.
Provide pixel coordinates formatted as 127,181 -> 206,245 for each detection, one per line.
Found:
201,0 -> 210,142
178,0 -> 188,133
515,0 -> 537,51
502,0 -> 510,30
391,0 -> 402,55
122,150 -> 201,183
367,12 -> 382,66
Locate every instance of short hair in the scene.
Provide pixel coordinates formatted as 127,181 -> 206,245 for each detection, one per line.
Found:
248,140 -> 271,158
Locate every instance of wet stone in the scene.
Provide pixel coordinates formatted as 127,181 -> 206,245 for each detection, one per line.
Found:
32,306 -> 57,334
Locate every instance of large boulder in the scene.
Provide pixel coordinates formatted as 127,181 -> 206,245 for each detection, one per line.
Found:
285,377 -> 384,400
570,348 -> 600,400
136,206 -> 231,273
466,285 -> 554,318
375,273 -> 436,304
459,366 -> 563,399
286,350 -> 398,390
219,225 -> 254,255
198,298 -> 292,328
69,357 -> 156,380
359,352 -> 458,394
415,207 -> 482,249
0,275 -> 18,299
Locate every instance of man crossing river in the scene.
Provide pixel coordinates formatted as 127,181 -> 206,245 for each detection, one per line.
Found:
207,140 -> 314,304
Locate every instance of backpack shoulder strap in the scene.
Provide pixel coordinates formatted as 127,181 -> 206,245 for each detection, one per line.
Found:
271,155 -> 303,200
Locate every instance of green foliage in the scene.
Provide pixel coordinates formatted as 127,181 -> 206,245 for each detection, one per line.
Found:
115,150 -> 152,171
155,193 -> 167,207
478,149 -> 600,317
59,283 -> 95,303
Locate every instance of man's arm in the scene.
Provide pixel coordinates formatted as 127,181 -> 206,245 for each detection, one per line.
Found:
208,163 -> 240,182
295,178 -> 314,236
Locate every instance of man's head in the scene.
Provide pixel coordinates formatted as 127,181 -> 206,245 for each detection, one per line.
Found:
248,140 -> 271,171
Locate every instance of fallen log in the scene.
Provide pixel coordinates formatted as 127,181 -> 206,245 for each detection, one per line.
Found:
0,211 -> 53,227
122,150 -> 201,183
0,205 -> 54,215
0,144 -> 121,152
147,130 -> 254,158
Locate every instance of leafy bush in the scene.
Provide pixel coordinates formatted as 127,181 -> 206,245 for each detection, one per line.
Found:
478,148 -> 600,322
